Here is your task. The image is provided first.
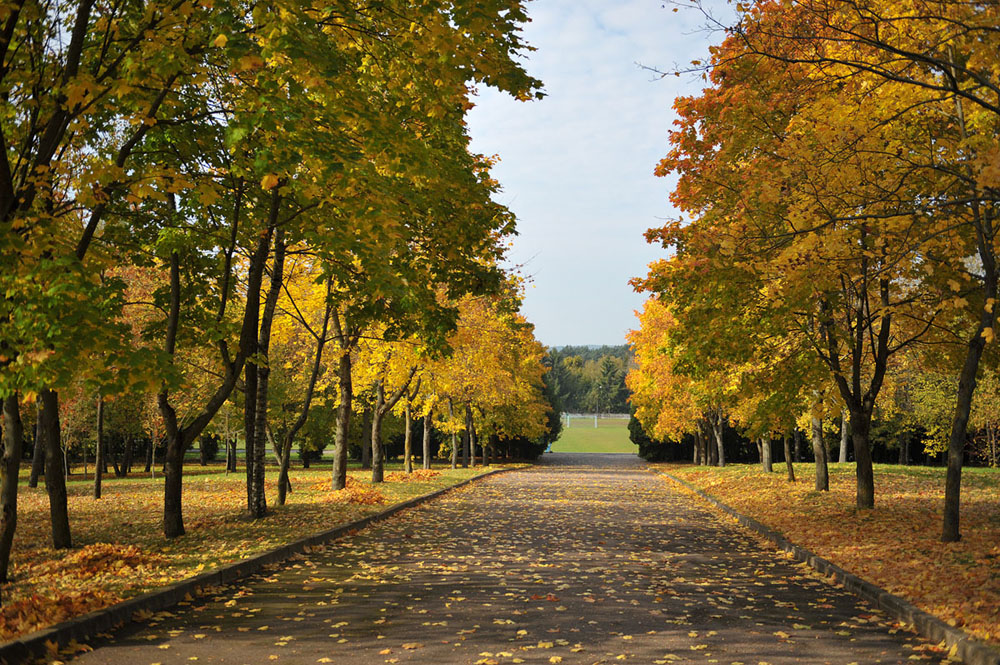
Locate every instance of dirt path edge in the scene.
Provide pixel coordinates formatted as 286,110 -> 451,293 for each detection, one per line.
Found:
0,467 -> 516,665
657,470 -> 1000,665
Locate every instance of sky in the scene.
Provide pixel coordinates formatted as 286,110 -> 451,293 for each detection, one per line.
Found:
465,0 -> 718,348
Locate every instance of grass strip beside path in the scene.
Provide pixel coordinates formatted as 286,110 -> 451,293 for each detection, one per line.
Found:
654,462 -> 1000,646
4,464 -> 517,641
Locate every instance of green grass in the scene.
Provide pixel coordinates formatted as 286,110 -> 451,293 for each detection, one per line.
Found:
550,417 -> 636,453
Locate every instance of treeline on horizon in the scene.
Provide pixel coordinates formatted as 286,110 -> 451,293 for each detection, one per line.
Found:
546,345 -> 631,415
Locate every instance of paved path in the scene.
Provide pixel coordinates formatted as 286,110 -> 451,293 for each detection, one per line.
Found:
70,454 -> 947,665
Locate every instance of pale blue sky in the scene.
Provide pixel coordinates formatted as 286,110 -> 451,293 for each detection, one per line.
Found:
466,0 -> 717,347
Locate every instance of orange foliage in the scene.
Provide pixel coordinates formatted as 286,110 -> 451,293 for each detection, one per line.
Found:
0,544 -> 164,640
385,469 -> 441,482
310,477 -> 388,505
658,464 -> 1000,645
5,466 -> 491,641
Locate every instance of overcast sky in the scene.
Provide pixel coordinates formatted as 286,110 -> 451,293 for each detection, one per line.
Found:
466,0 -> 719,348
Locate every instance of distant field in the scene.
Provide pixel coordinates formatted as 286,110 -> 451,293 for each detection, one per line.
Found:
550,416 -> 636,454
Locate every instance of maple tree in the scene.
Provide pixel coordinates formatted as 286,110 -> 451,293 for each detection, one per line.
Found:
676,0 -> 1000,537
635,0 -> 1000,537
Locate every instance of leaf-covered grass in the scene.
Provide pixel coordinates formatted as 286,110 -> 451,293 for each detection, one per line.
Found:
654,462 -> 1000,645
551,417 -> 635,453
3,462 -> 516,641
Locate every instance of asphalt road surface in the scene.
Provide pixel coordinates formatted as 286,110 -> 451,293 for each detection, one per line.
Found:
67,453 -> 949,665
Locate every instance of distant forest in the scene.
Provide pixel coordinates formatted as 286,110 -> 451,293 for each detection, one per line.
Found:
547,345 -> 631,414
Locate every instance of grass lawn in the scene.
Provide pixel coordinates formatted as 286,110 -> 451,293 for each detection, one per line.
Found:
655,461 -> 1000,645
4,461 -> 516,641
550,417 -> 636,454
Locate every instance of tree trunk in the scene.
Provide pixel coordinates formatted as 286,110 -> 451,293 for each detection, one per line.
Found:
199,437 -> 208,466
403,402 -> 413,474
468,405 -> 477,468
145,438 -> 153,474
0,395 -> 24,581
462,404 -> 471,468
761,437 -> 772,473
332,350 -> 353,491
39,389 -> 71,548
850,408 -> 875,508
898,430 -> 910,465
94,395 -> 104,499
793,428 -> 803,462
247,229 -> 284,519
277,292 -> 329,506
783,433 -> 795,482
122,437 -> 132,477
943,341 -> 984,541
839,410 -> 849,463
756,438 -> 763,465
361,407 -> 372,469
693,429 -> 702,465
449,399 -> 458,469
811,416 -> 828,491
711,412 -> 725,467
371,390 -> 386,484
422,412 -> 432,470
370,370 -> 416,484
162,429 -> 186,539
28,410 -> 44,487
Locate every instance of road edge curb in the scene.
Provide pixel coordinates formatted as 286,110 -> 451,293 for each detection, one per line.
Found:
0,466 -> 516,665
657,470 -> 1000,665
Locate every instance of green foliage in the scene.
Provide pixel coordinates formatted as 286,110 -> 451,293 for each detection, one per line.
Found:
547,346 -> 630,413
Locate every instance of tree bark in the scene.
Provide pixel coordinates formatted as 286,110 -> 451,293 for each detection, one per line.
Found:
467,405 -> 477,468
247,228 -> 285,519
422,411 -> 432,470
839,409 -> 849,463
449,399 -> 458,469
850,407 -> 875,508
0,395 -> 24,581
898,430 -> 910,465
361,407 -> 372,469
811,416 -> 829,491
371,384 -> 386,483
793,428 -> 802,462
39,389 -> 71,548
462,404 -> 471,468
28,410 -> 44,487
761,437 -> 772,473
332,349 -> 353,491
403,402 -> 413,474
783,432 -> 795,482
94,395 -> 104,499
710,410 -> 725,467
